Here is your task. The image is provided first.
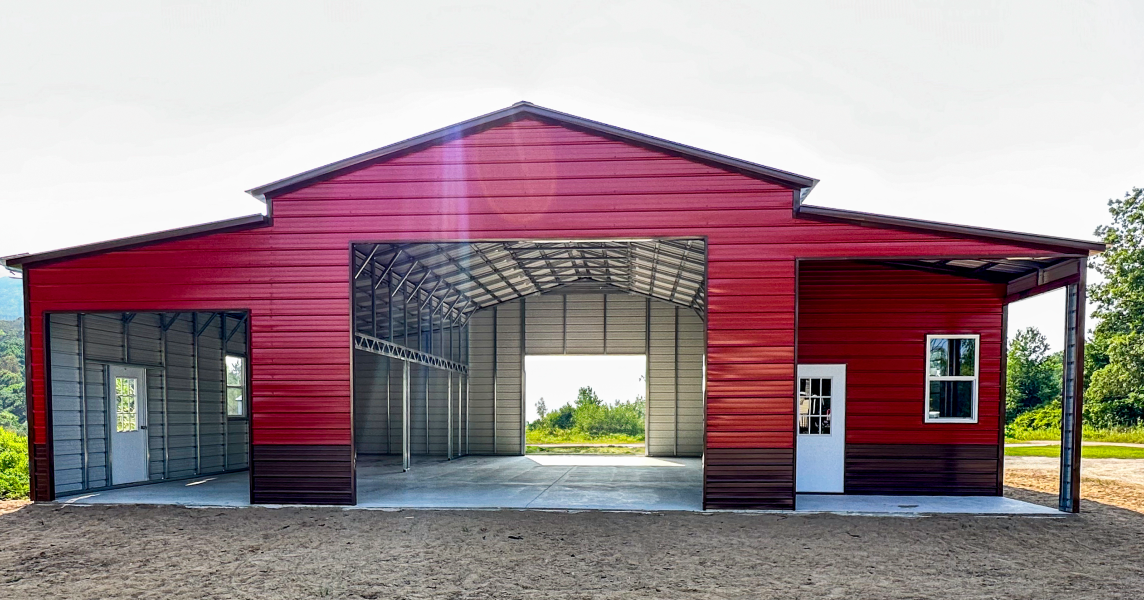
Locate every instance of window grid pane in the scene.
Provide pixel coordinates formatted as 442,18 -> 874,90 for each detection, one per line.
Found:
226,356 -> 245,417
115,377 -> 138,432
927,336 -> 978,420
798,377 -> 832,435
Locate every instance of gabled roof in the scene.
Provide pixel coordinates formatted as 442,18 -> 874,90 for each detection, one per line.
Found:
245,101 -> 820,201
2,102 -> 1103,270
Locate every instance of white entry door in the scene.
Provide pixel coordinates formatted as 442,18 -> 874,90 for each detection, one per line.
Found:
795,364 -> 846,493
110,366 -> 148,485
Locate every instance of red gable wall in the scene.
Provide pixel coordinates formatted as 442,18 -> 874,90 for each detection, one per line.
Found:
24,117 -> 1060,506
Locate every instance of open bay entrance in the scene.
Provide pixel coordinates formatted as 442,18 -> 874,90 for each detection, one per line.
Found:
351,239 -> 706,509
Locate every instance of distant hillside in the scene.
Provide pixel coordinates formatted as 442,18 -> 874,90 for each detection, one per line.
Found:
0,276 -> 21,320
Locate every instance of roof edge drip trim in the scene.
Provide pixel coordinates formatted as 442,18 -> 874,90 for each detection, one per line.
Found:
793,203 -> 1104,255
245,101 -> 820,200
1,214 -> 270,268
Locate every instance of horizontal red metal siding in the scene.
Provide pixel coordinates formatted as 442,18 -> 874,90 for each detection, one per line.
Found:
26,118 -> 1058,459
797,261 -> 1005,446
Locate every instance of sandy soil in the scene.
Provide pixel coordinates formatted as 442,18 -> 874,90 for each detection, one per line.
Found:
1007,455 -> 1144,487
1,495 -> 1142,600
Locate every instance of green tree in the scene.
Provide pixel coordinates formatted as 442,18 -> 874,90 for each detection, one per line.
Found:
575,386 -> 602,408
1086,187 -> 1144,427
1005,327 -> 1061,421
536,397 -> 547,419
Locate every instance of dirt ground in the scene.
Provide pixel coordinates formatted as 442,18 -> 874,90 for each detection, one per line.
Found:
0,481 -> 1142,600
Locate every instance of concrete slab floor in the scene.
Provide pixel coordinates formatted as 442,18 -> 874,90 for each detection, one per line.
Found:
55,472 -> 250,507
355,455 -> 704,511
48,456 -> 1060,516
795,494 -> 1061,515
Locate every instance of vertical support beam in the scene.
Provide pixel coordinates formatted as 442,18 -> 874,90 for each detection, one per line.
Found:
160,315 -> 170,480
78,313 -> 89,489
493,305 -> 499,454
191,313 -> 201,476
447,371 -> 453,460
602,294 -> 608,354
520,298 -> 527,455
402,360 -> 411,472
674,305 -> 680,457
644,298 -> 651,457
997,304 -> 1009,496
370,259 -> 378,338
1060,258 -> 1087,513
221,313 -> 229,472
385,358 -> 392,456
465,321 -> 470,456
562,295 -> 568,354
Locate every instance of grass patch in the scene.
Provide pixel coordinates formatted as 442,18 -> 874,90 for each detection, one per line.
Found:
525,430 -> 643,445
1005,444 -> 1144,459
526,445 -> 646,455
1006,426 -> 1144,444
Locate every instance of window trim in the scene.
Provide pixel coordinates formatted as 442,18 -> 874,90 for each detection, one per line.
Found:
923,334 -> 980,424
225,354 -> 247,420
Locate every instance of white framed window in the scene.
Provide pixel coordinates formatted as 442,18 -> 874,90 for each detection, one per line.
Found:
226,355 -> 246,418
924,334 -> 979,423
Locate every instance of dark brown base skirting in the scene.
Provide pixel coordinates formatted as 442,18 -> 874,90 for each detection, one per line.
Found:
704,448 -> 794,510
32,444 -> 52,501
845,443 -> 1000,496
251,444 -> 355,505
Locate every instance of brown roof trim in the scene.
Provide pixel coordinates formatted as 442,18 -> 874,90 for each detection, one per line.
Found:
794,204 -> 1104,255
245,101 -> 820,201
1,214 -> 270,269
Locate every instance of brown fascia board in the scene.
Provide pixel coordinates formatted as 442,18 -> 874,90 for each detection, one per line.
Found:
1,213 -> 270,269
244,101 -> 820,201
794,203 -> 1105,256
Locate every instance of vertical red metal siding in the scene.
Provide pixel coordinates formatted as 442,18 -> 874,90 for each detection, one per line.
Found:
25,118 -> 1056,505
798,262 -> 1005,445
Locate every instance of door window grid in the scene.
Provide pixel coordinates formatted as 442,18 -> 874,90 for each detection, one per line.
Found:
115,377 -> 138,432
798,377 -> 832,435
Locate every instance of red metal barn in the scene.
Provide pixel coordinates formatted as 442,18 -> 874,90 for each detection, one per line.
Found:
3,103 -> 1101,512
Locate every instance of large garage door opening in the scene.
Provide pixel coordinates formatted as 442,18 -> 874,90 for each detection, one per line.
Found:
525,354 -> 648,454
351,239 -> 706,510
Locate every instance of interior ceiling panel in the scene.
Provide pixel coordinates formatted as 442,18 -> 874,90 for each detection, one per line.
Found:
353,239 -> 707,325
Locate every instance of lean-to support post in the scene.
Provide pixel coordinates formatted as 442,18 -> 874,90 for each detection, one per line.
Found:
1060,258 -> 1087,513
465,322 -> 471,456
402,359 -> 411,472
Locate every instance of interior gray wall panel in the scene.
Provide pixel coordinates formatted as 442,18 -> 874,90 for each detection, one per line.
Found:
469,291 -> 703,458
49,311 -> 249,496
353,349 -> 392,455
494,302 -> 523,455
647,304 -> 705,457
466,308 -> 497,454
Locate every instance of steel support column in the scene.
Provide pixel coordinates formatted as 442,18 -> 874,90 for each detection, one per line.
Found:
1060,258 -> 1087,513
402,360 -> 411,472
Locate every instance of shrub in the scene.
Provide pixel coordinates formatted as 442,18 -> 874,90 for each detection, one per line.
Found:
0,426 -> 29,499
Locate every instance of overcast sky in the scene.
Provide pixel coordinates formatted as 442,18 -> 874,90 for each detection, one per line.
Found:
2,1 -> 1140,348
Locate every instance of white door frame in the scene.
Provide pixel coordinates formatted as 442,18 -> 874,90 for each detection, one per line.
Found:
795,363 -> 846,493
109,365 -> 149,486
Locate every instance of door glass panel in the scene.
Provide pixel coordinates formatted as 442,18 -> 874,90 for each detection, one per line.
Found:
116,377 -> 139,432
798,377 -> 832,435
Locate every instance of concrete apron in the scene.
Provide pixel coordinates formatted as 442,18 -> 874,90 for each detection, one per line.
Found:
49,455 -> 1061,515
